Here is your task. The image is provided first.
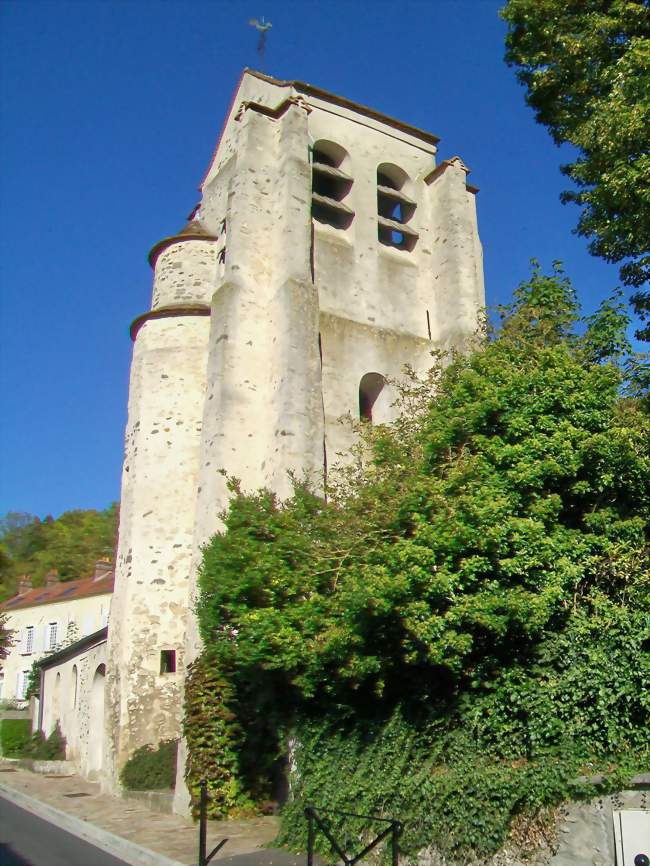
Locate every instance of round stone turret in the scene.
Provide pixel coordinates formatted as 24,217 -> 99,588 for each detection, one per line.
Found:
148,220 -> 220,310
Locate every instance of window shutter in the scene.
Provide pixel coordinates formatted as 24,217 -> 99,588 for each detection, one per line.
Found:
43,624 -> 50,651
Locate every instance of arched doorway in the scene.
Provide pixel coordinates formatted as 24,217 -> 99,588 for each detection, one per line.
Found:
88,664 -> 106,778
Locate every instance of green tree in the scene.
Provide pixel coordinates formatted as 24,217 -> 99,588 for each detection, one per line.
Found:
0,613 -> 11,660
191,266 -> 649,859
501,0 -> 650,338
198,267 -> 648,705
0,505 -> 118,599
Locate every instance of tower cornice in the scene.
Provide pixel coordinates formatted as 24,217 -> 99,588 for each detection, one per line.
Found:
129,303 -> 211,341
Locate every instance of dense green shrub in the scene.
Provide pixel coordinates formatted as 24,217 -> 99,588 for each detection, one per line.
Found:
120,739 -> 178,791
187,268 -> 649,861
23,722 -> 67,760
0,719 -> 32,756
277,599 -> 649,860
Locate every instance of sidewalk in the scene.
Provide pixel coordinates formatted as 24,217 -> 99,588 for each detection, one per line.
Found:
0,762 -> 304,866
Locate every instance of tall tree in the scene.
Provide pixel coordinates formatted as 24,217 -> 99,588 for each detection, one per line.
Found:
189,268 -> 649,858
501,0 -> 650,339
197,267 -> 649,704
0,505 -> 118,599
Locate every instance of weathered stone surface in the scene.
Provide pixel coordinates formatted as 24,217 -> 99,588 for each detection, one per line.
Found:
415,789 -> 649,866
105,70 -> 486,816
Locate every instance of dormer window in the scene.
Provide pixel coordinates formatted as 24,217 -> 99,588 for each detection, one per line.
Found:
377,164 -> 417,251
311,141 -> 354,230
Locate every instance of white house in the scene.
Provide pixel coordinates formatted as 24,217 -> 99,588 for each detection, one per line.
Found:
37,626 -> 108,778
0,563 -> 113,704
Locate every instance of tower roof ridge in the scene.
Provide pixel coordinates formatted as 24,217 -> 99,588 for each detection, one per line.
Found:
244,68 -> 441,146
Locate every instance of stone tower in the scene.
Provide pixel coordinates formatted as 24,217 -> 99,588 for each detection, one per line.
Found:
104,70 -> 484,801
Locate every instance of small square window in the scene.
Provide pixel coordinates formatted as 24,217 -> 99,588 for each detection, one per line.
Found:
160,650 -> 176,674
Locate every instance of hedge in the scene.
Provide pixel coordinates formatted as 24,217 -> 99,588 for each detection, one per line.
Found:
0,719 -> 32,757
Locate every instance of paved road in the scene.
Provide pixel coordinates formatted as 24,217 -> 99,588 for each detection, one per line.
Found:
0,794 -> 132,866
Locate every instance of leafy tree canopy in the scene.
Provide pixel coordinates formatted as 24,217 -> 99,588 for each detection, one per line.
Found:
193,266 -> 649,859
0,505 -> 117,600
198,266 -> 648,706
501,0 -> 650,338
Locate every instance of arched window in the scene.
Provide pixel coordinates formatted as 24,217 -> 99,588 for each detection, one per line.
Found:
311,141 -> 354,230
52,672 -> 61,729
377,164 -> 417,251
71,665 -> 78,709
359,372 -> 387,423
88,665 -> 106,775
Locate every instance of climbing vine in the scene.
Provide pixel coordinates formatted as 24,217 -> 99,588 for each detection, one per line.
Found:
183,654 -> 254,818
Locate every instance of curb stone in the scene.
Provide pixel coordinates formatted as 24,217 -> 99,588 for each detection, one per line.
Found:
0,781 -> 187,866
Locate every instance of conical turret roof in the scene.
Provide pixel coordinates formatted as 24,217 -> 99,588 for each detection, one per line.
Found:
148,219 -> 218,267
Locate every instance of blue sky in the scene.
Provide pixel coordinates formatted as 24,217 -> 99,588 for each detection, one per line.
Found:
0,0 -> 640,519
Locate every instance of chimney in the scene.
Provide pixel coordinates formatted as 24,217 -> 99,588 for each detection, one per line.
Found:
18,575 -> 32,594
46,569 -> 59,587
93,558 -> 113,581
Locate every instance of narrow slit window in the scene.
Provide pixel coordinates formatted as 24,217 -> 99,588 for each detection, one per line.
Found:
72,665 -> 78,709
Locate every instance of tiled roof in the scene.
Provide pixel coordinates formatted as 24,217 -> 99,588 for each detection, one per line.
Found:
1,571 -> 114,612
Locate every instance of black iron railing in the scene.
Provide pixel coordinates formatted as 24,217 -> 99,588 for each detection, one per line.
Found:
198,779 -> 228,866
305,805 -> 402,866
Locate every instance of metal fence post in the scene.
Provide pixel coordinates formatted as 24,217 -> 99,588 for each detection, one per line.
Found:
199,779 -> 207,866
391,821 -> 401,866
305,806 -> 315,866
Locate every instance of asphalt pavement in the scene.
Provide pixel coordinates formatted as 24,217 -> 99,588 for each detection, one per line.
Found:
0,765 -> 312,866
0,794 -> 131,866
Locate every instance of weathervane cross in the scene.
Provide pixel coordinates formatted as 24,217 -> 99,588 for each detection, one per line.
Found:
249,16 -> 272,68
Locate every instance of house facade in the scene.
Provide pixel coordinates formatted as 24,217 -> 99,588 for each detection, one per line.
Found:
0,564 -> 113,704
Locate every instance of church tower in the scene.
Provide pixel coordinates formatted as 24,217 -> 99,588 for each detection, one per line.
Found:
104,70 -> 484,800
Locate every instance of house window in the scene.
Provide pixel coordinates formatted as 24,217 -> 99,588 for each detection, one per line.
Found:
71,665 -> 78,709
16,669 -> 30,700
47,622 -> 58,651
160,650 -> 176,674
24,626 -> 34,654
377,164 -> 417,251
311,141 -> 354,230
